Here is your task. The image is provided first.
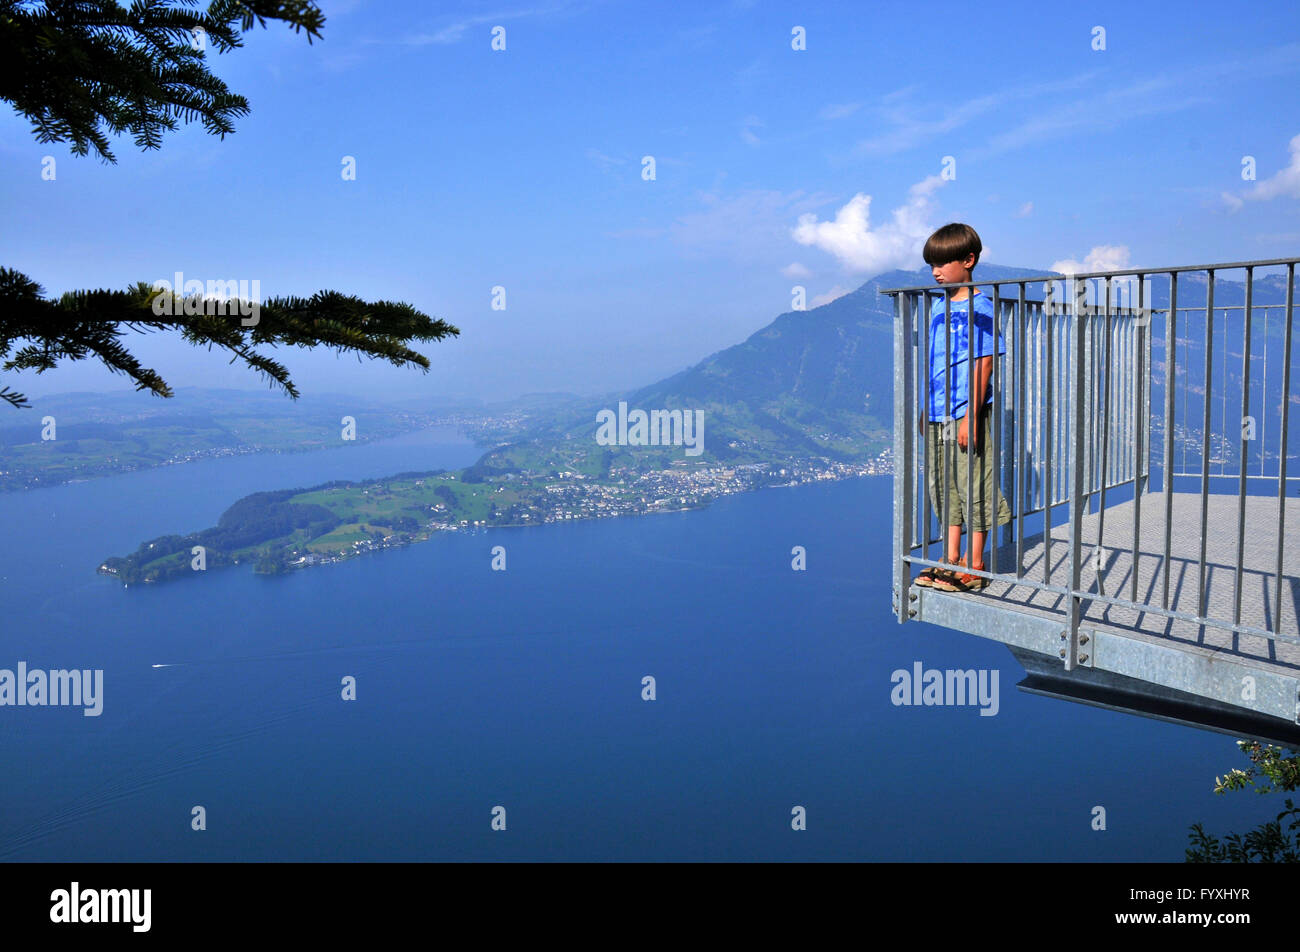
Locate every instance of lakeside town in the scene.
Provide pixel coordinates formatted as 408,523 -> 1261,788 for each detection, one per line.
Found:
99,449 -> 894,583
282,453 -> 892,571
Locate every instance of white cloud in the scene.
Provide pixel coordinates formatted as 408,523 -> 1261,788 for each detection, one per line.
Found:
852,73 -> 1099,157
320,51 -> 366,72
1050,245 -> 1131,275
978,76 -> 1208,159
318,0 -> 368,15
401,14 -> 501,44
818,102 -> 861,120
391,2 -> 580,45
671,189 -> 838,261
810,285 -> 853,307
1016,201 -> 1034,218
585,148 -> 623,172
976,45 -> 1300,161
790,175 -> 946,276
849,45 -> 1300,165
605,226 -> 667,239
740,116 -> 763,148
881,84 -> 919,103
781,262 -> 812,279
733,58 -> 763,87
1223,133 -> 1300,212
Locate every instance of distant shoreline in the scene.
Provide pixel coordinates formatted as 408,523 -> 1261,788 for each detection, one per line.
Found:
99,456 -> 891,587
1,422 -> 485,493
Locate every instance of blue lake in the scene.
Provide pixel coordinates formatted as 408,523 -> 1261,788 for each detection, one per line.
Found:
0,426 -> 1278,860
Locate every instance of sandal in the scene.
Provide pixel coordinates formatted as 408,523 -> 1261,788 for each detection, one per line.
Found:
935,568 -> 990,593
915,559 -> 959,589
913,565 -> 942,587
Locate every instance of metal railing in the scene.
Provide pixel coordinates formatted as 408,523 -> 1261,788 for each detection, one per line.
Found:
885,257 -> 1300,667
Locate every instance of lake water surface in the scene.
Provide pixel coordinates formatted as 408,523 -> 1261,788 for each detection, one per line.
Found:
0,426 -> 1275,860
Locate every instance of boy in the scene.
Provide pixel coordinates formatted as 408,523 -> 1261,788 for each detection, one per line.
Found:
913,222 -> 1011,593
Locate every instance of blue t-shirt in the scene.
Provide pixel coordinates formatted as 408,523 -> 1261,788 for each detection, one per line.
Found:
927,290 -> 1005,420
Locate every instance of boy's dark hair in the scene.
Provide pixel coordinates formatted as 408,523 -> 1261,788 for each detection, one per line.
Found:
923,223 -> 982,268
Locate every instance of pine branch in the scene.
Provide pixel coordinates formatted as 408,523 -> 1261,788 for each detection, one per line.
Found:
0,268 -> 460,406
0,0 -> 325,163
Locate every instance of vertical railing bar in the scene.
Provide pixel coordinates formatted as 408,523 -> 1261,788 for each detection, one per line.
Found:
1220,305 -> 1227,477
1182,306 -> 1190,476
1131,295 -> 1138,480
1033,296 -> 1041,518
918,291 -> 929,549
1093,283 -> 1102,493
1121,302 -> 1128,483
1131,272 -> 1146,603
1043,296 -> 1049,511
921,290 -> 932,555
892,290 -> 909,620
1102,288 -> 1109,485
1079,281 -> 1087,502
1113,298 -> 1122,486
1111,298 -> 1119,490
944,290 -> 953,563
1261,303 -> 1269,476
1124,297 -> 1132,481
1273,263 -> 1294,634
1090,281 -> 1099,498
1057,290 -> 1064,508
906,292 -> 917,583
1162,274 -> 1177,611
1144,278 -> 1154,485
1067,288 -> 1088,669
1119,296 -> 1126,482
1126,296 -> 1133,471
1092,278 -> 1102,499
1126,298 -> 1134,480
1233,268 -> 1253,626
1118,301 -> 1128,483
1044,281 -> 1055,587
1065,292 -> 1070,505
1082,280 -> 1092,505
911,292 -> 920,549
1039,292 -> 1046,513
1042,294 -> 1048,514
1066,291 -> 1072,506
1016,282 -> 1027,580
966,284 -> 976,575
1049,291 -> 1055,511
991,284 -> 1001,577
1096,277 -> 1113,597
1035,298 -> 1042,518
1198,270 -> 1215,628
1106,297 -> 1115,488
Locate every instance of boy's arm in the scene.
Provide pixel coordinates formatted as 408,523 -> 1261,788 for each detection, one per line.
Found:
957,356 -> 994,450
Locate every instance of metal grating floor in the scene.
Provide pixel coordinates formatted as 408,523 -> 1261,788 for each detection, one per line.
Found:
975,492 -> 1300,675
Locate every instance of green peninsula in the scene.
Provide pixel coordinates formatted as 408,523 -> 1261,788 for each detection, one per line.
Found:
98,455 -> 886,584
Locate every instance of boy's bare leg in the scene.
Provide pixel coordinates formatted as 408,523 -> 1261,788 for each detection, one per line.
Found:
946,524 -> 963,564
969,530 -> 987,572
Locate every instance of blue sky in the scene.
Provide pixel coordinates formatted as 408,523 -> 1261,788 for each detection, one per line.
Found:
2,0 -> 1299,406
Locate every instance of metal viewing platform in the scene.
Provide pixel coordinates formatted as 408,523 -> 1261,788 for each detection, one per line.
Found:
883,257 -> 1300,746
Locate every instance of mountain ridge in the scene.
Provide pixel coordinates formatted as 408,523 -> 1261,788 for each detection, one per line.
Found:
472,264 -> 1062,475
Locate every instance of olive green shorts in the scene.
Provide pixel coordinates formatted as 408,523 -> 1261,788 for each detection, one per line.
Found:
925,407 -> 1012,531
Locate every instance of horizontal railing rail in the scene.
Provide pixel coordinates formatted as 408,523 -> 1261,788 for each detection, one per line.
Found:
879,256 -> 1300,292
886,258 -> 1300,669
